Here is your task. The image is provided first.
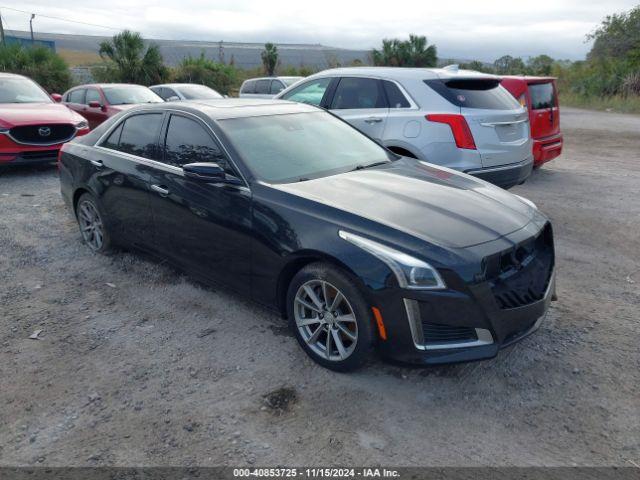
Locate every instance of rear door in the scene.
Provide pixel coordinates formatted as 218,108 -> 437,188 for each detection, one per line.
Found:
146,113 -> 252,293
427,78 -> 531,168
528,81 -> 560,140
327,77 -> 389,142
64,88 -> 86,117
93,112 -> 163,246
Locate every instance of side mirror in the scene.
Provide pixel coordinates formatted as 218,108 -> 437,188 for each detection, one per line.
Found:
183,163 -> 226,181
166,96 -> 180,102
51,93 -> 62,103
88,100 -> 102,108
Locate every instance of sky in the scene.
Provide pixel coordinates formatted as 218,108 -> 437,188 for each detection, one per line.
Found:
1,0 -> 638,61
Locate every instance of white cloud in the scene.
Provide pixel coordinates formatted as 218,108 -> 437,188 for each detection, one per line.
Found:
1,0 -> 638,60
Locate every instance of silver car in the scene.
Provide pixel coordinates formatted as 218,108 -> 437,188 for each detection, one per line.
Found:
239,76 -> 304,99
276,67 -> 532,189
150,83 -> 223,101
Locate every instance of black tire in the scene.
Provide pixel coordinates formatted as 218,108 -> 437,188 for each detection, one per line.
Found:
75,192 -> 113,254
287,262 -> 375,372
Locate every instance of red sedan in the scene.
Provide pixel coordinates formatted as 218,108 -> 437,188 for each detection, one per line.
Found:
0,73 -> 89,167
62,84 -> 163,129
501,76 -> 563,166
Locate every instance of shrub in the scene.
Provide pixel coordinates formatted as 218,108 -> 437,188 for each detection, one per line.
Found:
172,53 -> 240,95
0,44 -> 71,93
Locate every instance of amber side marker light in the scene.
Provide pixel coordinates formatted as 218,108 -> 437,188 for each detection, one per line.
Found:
371,307 -> 387,340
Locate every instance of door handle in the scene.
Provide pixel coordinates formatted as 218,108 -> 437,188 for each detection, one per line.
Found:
90,159 -> 103,168
150,184 -> 170,196
364,117 -> 383,124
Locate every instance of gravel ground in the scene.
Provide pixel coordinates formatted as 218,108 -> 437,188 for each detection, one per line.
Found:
0,107 -> 638,467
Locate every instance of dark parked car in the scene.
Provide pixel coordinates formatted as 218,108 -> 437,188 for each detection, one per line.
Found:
62,84 -> 163,129
59,100 -> 556,371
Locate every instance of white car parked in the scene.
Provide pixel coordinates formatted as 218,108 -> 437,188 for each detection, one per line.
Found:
150,83 -> 223,101
239,76 -> 303,99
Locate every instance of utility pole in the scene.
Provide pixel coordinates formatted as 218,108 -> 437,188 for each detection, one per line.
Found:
0,11 -> 5,45
29,13 -> 35,43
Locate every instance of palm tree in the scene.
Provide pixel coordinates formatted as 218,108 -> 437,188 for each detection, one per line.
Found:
261,43 -> 279,76
372,34 -> 437,68
98,30 -> 168,85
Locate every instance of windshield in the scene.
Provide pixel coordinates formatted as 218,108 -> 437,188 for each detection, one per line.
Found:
0,77 -> 51,104
178,85 -> 223,99
218,111 -> 393,183
103,86 -> 163,105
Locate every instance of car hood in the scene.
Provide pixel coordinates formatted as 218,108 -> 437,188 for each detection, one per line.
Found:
0,103 -> 84,128
270,159 -> 536,249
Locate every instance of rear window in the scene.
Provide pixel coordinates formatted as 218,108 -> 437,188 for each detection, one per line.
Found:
528,82 -> 556,110
425,79 -> 520,110
241,80 -> 256,94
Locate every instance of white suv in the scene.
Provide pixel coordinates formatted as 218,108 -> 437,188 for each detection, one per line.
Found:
276,67 -> 532,189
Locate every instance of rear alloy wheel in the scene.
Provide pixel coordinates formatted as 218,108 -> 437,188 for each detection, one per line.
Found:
287,263 -> 374,371
76,193 -> 112,253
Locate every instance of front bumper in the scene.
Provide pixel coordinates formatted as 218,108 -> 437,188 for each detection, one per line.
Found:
465,156 -> 534,190
370,222 -> 555,365
0,149 -> 59,166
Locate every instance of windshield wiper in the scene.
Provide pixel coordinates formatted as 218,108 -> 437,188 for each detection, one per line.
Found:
349,161 -> 390,172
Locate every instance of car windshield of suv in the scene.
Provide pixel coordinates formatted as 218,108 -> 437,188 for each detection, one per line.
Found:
178,85 -> 223,99
218,112 -> 393,183
0,78 -> 51,104
102,86 -> 163,105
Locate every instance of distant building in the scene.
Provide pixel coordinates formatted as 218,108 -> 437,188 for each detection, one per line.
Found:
5,30 -> 369,70
5,35 -> 56,51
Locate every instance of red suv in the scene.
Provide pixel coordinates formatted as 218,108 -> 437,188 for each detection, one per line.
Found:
501,76 -> 562,166
62,84 -> 164,129
0,73 -> 89,167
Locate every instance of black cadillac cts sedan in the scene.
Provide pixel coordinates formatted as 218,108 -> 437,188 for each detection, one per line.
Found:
59,99 -> 555,371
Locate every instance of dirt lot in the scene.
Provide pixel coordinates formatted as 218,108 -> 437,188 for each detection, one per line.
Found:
0,107 -> 638,467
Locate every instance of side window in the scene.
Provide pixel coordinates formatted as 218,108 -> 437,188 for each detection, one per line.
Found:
281,77 -> 331,106
383,81 -> 410,108
150,87 -> 164,99
163,115 -> 234,175
101,123 -> 123,150
105,113 -> 163,160
255,79 -> 271,94
241,80 -> 255,94
331,77 -> 385,110
270,80 -> 285,95
85,89 -> 101,105
67,89 -> 85,104
164,88 -> 178,100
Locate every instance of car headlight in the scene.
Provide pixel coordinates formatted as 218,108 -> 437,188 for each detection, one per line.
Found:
338,231 -> 446,290
75,120 -> 89,130
514,194 -> 537,210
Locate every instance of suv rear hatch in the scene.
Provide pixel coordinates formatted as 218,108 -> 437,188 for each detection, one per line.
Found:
527,79 -> 560,140
425,78 -> 531,168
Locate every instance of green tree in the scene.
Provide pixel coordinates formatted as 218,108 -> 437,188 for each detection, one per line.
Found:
587,5 -> 640,64
372,34 -> 437,67
493,55 -> 526,75
0,44 -> 71,92
459,60 -> 494,73
98,30 -> 168,85
261,43 -> 279,76
527,55 -> 554,75
172,52 -> 239,95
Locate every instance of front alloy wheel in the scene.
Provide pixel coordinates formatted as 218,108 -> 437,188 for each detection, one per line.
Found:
287,262 -> 374,371
294,279 -> 358,362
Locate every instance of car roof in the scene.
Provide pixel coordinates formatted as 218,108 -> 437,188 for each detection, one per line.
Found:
501,75 -> 557,83
308,66 -> 500,81
123,98 -> 318,120
242,76 -> 302,82
151,83 -> 213,89
0,72 -> 28,79
69,83 -> 150,89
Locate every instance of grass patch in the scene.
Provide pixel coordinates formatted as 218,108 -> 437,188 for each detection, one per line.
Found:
560,92 -> 640,114
57,48 -> 102,67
